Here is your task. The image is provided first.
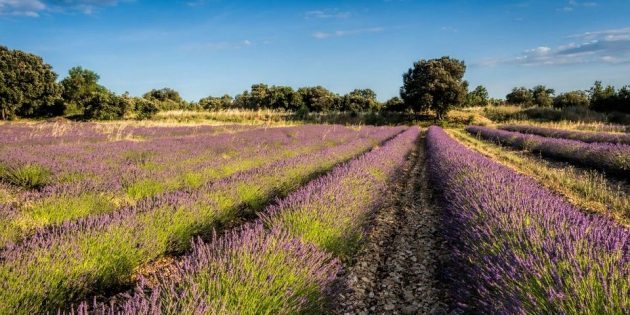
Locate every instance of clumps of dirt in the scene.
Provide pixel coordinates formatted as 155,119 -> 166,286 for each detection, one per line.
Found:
332,136 -> 454,315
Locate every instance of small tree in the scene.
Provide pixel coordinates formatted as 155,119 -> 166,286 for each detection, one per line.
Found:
382,97 -> 406,112
199,94 -> 232,110
134,97 -> 159,119
143,88 -> 186,110
465,85 -> 489,107
400,56 -> 467,120
341,89 -> 379,112
553,91 -> 589,108
506,87 -> 534,106
531,85 -> 555,107
84,92 -> 129,120
61,66 -> 107,116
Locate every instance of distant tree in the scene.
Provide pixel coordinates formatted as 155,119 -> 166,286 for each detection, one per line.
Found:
465,85 -> 489,107
143,87 -> 186,110
506,87 -> 534,106
199,94 -> 232,110
268,86 -> 295,110
296,86 -> 339,112
400,56 -> 467,119
616,86 -> 630,113
341,89 -> 379,112
133,97 -> 159,119
531,85 -> 555,107
382,96 -> 406,112
553,91 -> 590,108
83,92 -> 130,120
0,46 -> 63,119
61,66 -> 107,116
589,81 -> 618,112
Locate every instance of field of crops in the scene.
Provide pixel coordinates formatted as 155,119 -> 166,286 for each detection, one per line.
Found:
0,121 -> 627,314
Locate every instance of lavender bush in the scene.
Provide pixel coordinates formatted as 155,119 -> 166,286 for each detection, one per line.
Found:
67,127 -> 419,314
0,125 -> 405,314
0,124 -> 378,247
500,124 -> 630,145
466,125 -> 630,177
428,126 -> 629,314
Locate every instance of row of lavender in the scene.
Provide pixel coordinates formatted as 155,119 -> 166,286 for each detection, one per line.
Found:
0,122 -> 253,146
0,126 -> 405,314
500,124 -> 630,145
466,125 -> 630,177
68,127 -> 420,314
427,126 -> 628,313
0,125 -> 375,248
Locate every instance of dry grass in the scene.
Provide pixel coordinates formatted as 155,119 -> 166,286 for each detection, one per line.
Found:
447,128 -> 629,226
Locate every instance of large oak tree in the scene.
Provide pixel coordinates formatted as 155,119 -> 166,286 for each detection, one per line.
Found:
400,56 -> 467,119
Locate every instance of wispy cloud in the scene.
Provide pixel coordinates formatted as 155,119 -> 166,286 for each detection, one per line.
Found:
558,0 -> 597,12
312,27 -> 383,39
0,0 -> 46,17
0,0 -> 127,17
481,26 -> 630,66
305,9 -> 350,19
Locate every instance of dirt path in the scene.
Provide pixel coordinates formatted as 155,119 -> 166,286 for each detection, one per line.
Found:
332,135 -> 451,315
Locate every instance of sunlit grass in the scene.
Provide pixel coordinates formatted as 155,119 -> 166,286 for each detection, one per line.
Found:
448,128 -> 629,225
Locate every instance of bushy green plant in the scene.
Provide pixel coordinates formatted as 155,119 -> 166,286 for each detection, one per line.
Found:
0,164 -> 51,189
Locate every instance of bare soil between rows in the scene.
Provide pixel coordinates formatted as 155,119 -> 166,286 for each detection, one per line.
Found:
331,135 -> 455,315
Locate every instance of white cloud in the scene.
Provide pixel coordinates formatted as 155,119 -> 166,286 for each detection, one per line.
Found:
305,9 -> 350,19
559,0 -> 597,12
312,27 -> 383,39
0,0 -> 126,17
0,0 -> 46,17
482,26 -> 630,66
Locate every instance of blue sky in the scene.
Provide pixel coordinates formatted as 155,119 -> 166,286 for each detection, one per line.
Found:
1,0 -> 629,101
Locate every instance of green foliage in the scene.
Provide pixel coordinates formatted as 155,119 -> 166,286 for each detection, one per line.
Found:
133,97 -> 160,119
83,91 -> 130,120
465,85 -> 489,107
341,88 -> 379,112
198,94 -> 233,110
554,91 -> 590,108
531,85 -> 555,107
382,96 -> 406,112
0,46 -> 63,120
506,86 -> 534,105
400,56 -> 467,119
60,66 -> 108,116
589,81 -> 630,113
0,164 -> 51,189
143,87 -> 187,110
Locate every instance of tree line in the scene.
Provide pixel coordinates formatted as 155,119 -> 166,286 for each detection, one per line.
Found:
2,45 -> 627,121
505,82 -> 630,113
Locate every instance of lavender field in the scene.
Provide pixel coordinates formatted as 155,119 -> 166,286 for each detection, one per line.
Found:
0,121 -> 627,314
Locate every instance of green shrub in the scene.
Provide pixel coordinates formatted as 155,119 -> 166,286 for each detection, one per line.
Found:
0,164 -> 51,189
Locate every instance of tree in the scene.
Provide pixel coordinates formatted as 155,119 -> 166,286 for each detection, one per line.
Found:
341,89 -> 379,112
143,87 -> 186,110
382,97 -> 406,112
83,91 -> 130,120
465,85 -> 489,107
268,86 -> 295,110
531,85 -> 555,107
296,86 -> 339,112
589,81 -> 617,112
133,97 -> 159,119
506,87 -> 534,106
553,91 -> 589,108
0,46 -> 62,119
61,66 -> 107,116
400,56 -> 467,119
199,94 -> 232,110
